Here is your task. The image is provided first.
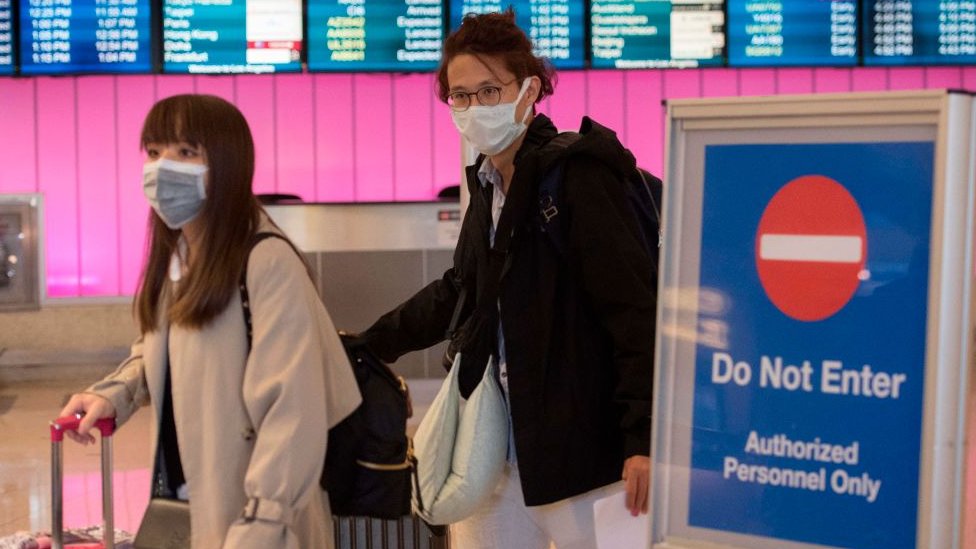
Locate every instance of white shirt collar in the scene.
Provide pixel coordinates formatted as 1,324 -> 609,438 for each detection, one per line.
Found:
477,156 -> 503,191
168,237 -> 189,282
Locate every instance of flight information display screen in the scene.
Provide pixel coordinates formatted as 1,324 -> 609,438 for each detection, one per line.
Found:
307,0 -> 444,72
728,0 -> 858,66
0,0 -> 12,75
18,0 -> 152,75
163,0 -> 302,74
864,0 -> 976,65
448,0 -> 585,69
589,0 -> 724,69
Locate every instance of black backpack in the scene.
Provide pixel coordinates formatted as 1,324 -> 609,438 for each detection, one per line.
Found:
240,232 -> 415,519
536,129 -> 662,267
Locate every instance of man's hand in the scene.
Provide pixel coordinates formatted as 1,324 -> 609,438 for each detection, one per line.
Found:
622,455 -> 650,516
58,393 -> 116,445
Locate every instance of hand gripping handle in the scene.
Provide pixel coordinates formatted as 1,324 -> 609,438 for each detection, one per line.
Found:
50,414 -> 116,442
50,414 -> 116,549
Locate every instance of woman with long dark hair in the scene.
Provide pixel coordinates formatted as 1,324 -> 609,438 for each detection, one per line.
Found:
59,94 -> 360,549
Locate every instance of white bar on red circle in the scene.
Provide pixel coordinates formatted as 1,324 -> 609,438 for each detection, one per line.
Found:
759,234 -> 862,263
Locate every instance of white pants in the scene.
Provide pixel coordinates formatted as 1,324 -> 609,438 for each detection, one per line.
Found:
451,463 -> 624,549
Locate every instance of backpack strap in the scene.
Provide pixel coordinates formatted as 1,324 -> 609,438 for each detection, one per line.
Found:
239,232 -> 308,349
636,168 -> 664,251
537,135 -> 663,260
537,132 -> 583,257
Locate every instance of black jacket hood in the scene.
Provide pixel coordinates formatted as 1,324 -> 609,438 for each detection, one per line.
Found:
518,113 -> 638,180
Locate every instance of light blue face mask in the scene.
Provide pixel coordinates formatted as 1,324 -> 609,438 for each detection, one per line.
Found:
142,158 -> 208,229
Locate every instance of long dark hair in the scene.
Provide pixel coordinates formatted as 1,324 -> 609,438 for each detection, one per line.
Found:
436,9 -> 556,104
135,94 -> 262,333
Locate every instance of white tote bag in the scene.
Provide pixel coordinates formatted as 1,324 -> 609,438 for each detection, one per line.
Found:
412,353 -> 509,525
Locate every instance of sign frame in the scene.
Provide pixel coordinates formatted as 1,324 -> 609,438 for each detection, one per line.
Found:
652,90 -> 976,549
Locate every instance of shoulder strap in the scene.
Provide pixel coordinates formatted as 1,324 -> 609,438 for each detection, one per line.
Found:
537,131 -> 583,257
636,168 -> 664,253
239,232 -> 307,350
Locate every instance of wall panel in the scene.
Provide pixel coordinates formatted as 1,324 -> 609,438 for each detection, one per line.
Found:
888,67 -> 925,90
548,70 -> 587,131
624,70 -> 663,177
353,75 -> 396,201
431,94 -> 461,193
813,68 -> 852,93
393,74 -> 436,201
235,76 -> 277,194
776,68 -> 815,94
195,75 -> 236,103
701,69 -> 739,98
154,74 -> 194,99
76,77 -> 120,295
274,74 -> 316,202
739,68 -> 777,95
314,74 -> 356,202
115,76 -> 155,295
587,70 -> 626,136
0,79 -> 38,193
926,67 -> 964,89
35,78 -> 80,297
852,67 -> 888,91
964,67 -> 976,90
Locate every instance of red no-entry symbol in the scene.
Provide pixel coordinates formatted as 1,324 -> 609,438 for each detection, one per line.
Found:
755,175 -> 867,322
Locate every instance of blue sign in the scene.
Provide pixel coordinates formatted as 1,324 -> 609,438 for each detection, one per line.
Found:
163,0 -> 303,74
863,0 -> 976,65
589,0 -> 723,69
727,0 -> 858,67
689,142 -> 934,548
18,0 -> 152,75
307,0 -> 443,72
0,0 -> 12,75
448,0 -> 585,70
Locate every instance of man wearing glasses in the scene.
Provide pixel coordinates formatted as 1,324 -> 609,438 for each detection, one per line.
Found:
358,10 -> 656,549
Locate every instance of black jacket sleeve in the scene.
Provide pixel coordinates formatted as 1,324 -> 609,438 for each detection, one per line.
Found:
563,158 -> 657,458
361,189 -> 485,364
360,268 -> 462,364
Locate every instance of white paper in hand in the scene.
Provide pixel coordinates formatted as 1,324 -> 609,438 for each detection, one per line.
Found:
592,487 -> 650,549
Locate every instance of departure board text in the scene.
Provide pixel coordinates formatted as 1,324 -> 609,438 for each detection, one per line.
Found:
728,0 -> 857,67
163,0 -> 302,74
19,0 -> 151,74
864,0 -> 976,64
449,0 -> 585,69
307,0 -> 443,71
590,0 -> 724,69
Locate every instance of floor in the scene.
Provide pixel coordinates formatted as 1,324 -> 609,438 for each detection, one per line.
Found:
0,376 -> 440,537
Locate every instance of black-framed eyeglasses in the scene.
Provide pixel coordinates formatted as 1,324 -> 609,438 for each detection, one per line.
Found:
447,86 -> 503,111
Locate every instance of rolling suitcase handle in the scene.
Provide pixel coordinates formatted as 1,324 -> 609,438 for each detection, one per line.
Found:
50,415 -> 116,549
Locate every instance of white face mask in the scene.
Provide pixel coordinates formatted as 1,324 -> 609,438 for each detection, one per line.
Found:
143,158 -> 208,229
451,79 -> 533,156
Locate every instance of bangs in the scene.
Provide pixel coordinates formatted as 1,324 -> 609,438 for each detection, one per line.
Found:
140,95 -> 204,149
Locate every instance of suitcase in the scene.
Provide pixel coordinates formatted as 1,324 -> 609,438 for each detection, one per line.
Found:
50,414 -> 117,549
333,515 -> 451,549
49,414 -> 451,549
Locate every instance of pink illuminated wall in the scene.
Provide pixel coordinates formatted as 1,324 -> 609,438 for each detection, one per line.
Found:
0,67 -> 973,297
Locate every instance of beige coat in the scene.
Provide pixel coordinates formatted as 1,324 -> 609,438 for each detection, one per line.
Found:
88,225 -> 361,549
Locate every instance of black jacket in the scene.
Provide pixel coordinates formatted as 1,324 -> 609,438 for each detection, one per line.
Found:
363,114 -> 656,506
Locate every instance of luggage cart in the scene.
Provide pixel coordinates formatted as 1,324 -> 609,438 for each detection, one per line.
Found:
50,415 -> 116,549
